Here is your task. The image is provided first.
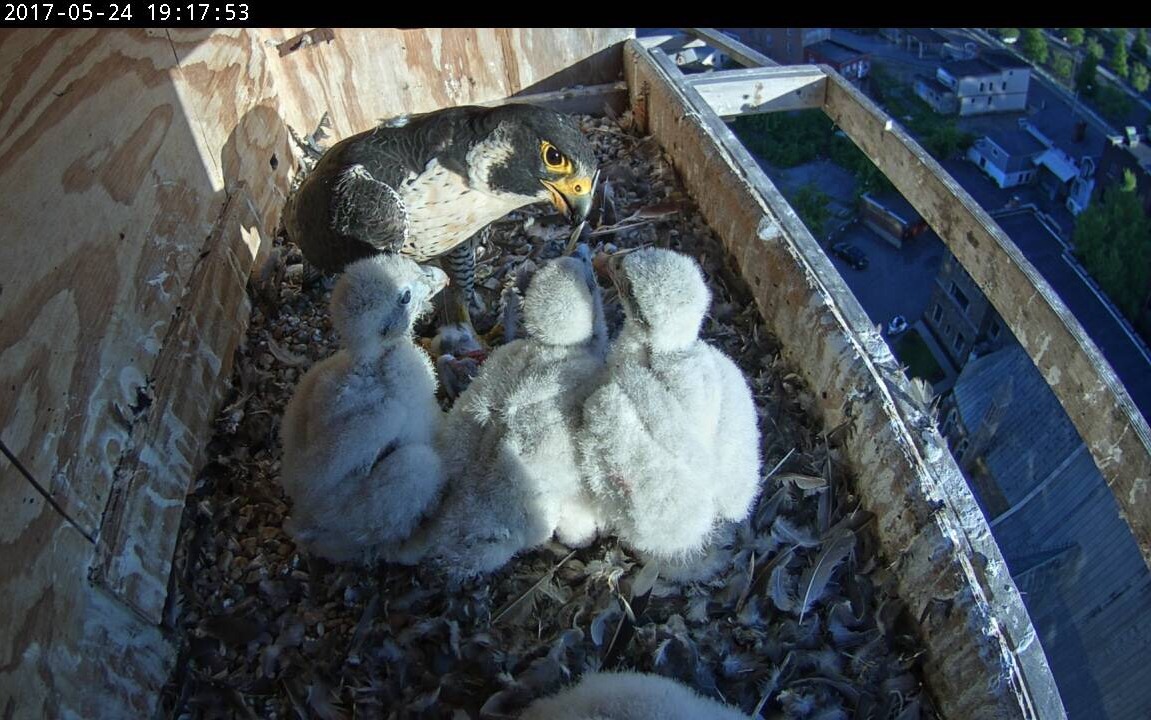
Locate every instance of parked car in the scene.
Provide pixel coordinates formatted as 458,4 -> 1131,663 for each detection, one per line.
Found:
888,315 -> 909,336
831,242 -> 868,270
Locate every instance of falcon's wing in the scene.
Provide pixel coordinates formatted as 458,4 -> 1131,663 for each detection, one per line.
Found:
330,164 -> 409,254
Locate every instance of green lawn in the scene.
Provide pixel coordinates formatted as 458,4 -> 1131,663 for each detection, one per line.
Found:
893,329 -> 946,384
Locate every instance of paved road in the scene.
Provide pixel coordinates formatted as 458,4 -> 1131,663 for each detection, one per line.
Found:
825,221 -> 947,331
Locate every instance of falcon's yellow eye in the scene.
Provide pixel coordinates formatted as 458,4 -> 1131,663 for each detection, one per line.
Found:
541,141 -> 571,173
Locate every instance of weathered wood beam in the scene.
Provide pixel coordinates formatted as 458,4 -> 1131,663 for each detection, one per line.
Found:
685,65 -> 827,116
680,27 -> 777,67
822,69 -> 1151,572
625,40 -> 1065,720
91,184 -> 261,622
483,81 -> 629,116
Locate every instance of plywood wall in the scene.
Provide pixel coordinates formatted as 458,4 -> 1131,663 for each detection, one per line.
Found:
0,27 -> 629,717
262,28 -> 631,140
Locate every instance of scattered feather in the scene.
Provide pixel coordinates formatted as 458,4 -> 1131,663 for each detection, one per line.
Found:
161,112 -> 936,720
798,530 -> 857,622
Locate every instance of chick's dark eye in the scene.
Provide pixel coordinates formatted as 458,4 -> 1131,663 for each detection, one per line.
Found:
545,145 -> 563,167
400,289 -> 412,305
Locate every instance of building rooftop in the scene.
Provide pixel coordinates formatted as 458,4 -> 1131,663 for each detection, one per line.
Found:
1110,135 -> 1151,170
941,58 -> 1001,78
952,342 -> 1151,720
862,189 -> 921,224
993,210 -> 1151,421
1035,148 -> 1078,182
805,39 -> 866,65
985,128 -> 1047,157
916,73 -> 954,95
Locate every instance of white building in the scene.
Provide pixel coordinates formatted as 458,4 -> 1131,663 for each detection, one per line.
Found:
936,50 -> 1030,116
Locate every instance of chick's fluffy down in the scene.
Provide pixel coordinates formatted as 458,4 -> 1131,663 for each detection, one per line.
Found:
578,248 -> 762,560
397,256 -> 606,578
520,671 -> 753,720
280,255 -> 445,563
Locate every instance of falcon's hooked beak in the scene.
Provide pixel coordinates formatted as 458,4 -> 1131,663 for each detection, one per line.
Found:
543,169 -> 598,223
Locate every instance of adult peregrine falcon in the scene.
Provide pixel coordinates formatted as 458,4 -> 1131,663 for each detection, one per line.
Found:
282,103 -> 598,326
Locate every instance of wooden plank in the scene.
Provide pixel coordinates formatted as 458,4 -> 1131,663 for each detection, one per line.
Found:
167,29 -> 296,252
258,28 -> 632,141
0,504 -> 171,719
684,65 -> 826,116
91,184 -> 261,622
491,81 -> 629,116
626,41 -> 1065,720
822,69 -> 1151,570
0,28 -> 638,715
681,27 -> 777,67
0,27 -> 222,542
0,26 -> 289,711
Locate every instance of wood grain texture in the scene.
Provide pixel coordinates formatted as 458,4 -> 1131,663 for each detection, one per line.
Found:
0,506 -> 172,719
257,28 -> 632,141
625,42 -> 1064,719
91,184 -> 262,622
685,65 -> 827,116
0,28 -> 632,715
822,71 -> 1151,570
0,27 -> 237,715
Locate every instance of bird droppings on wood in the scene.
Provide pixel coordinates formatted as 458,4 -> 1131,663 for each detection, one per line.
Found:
161,113 -> 938,719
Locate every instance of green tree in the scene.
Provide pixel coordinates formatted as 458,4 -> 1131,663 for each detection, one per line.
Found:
1076,53 -> 1099,96
789,184 -> 830,238
1122,168 -> 1139,193
730,110 -> 835,168
1133,62 -> 1151,93
1073,171 -> 1151,322
1133,28 -> 1148,60
1086,36 -> 1105,60
1052,54 -> 1075,81
1064,28 -> 1085,46
997,28 -> 1020,41
1020,28 -> 1049,63
1095,83 -> 1134,123
1111,38 -> 1130,78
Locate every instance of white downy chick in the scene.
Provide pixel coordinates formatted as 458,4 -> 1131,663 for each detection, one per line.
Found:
279,254 -> 448,563
519,671 -> 753,720
578,247 -> 762,560
397,253 -> 607,578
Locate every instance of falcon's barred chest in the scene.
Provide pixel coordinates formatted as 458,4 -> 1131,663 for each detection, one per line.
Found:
394,158 -> 538,262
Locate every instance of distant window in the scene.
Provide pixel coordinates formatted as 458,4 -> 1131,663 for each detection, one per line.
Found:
1001,81 -> 1007,91
987,96 -> 992,105
989,319 -> 1001,339
979,81 -> 985,92
953,333 -> 965,352
950,282 -> 970,313
933,303 -> 943,322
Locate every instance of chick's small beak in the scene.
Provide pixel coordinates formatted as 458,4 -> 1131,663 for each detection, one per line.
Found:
543,169 -> 598,223
421,265 -> 449,298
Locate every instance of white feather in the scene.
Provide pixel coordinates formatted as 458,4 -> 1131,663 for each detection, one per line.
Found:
397,256 -> 608,578
279,255 -> 446,563
578,248 -> 763,560
520,671 -> 753,720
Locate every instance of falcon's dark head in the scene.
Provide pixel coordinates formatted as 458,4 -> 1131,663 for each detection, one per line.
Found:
471,104 -> 599,223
